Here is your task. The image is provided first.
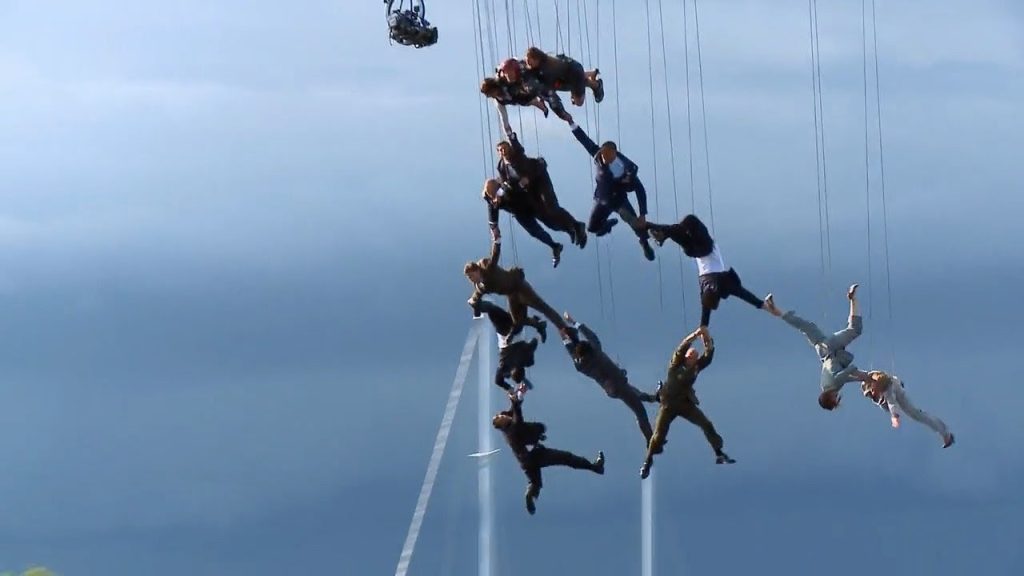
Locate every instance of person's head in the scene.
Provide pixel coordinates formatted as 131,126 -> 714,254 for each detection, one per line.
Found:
818,389 -> 841,411
683,347 -> 700,369
524,46 -> 545,68
498,58 -> 521,82
598,140 -> 618,164
480,77 -> 502,98
464,261 -> 483,283
678,213 -> 714,257
496,140 -> 514,161
492,412 -> 513,429
482,178 -> 501,201
866,370 -> 893,393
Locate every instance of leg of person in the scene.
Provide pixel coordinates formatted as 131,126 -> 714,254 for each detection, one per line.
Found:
524,464 -> 543,515
614,199 -> 655,261
534,444 -> 605,474
641,405 -> 676,478
587,200 -> 617,237
825,315 -> 863,351
892,386 -> 954,446
535,173 -> 587,248
515,213 -> 563,268
475,299 -> 515,336
679,402 -> 735,464
616,385 -> 655,446
507,294 -> 548,342
780,310 -> 828,346
517,284 -> 570,332
722,269 -> 766,310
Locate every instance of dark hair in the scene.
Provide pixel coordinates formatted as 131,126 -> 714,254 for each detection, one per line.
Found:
677,214 -> 715,258
525,46 -> 546,61
600,141 -> 617,151
480,77 -> 501,95
818,390 -> 840,411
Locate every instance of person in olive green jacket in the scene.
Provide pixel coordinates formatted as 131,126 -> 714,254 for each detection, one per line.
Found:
640,326 -> 735,480
464,234 -> 572,336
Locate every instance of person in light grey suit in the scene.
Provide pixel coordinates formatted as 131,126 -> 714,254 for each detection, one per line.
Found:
764,283 -> 870,410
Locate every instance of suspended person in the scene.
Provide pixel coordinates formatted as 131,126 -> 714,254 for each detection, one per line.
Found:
763,283 -> 870,411
641,326 -> 735,479
493,384 -> 605,515
384,0 -> 438,48
482,179 -> 564,267
496,133 -> 588,251
523,47 -> 604,107
565,115 -> 656,261
647,213 -> 772,326
471,297 -> 546,392
559,312 -> 659,447
465,234 -> 575,338
493,59 -> 572,126
480,75 -> 551,136
861,371 -> 955,448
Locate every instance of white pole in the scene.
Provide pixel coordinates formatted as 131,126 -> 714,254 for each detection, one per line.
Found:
395,324 -> 480,576
477,318 -> 495,576
642,470 -> 654,576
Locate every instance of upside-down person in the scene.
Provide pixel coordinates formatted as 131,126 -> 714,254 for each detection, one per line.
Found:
482,178 -> 565,267
763,283 -> 870,411
861,371 -> 955,448
493,385 -> 605,515
471,297 -> 545,392
523,47 -> 604,106
560,312 -> 658,447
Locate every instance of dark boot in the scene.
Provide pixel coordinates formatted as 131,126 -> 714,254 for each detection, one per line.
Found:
576,221 -> 588,248
552,243 -> 563,268
593,451 -> 605,474
641,239 -> 655,261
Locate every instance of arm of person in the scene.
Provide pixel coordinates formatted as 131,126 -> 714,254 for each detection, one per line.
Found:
577,322 -> 602,352
495,101 -> 513,139
697,333 -> 715,371
510,392 -> 524,423
568,122 -> 600,156
668,329 -> 702,370
485,237 -> 502,270
632,176 -> 649,217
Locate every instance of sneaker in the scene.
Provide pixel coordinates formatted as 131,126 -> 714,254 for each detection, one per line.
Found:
640,460 -> 651,480
593,451 -> 606,474
525,492 -> 537,515
942,433 -> 955,449
716,452 -> 736,465
552,243 -> 563,268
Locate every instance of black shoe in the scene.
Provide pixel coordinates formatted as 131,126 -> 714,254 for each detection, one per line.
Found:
469,298 -> 482,318
640,460 -> 651,480
525,493 -> 536,515
641,239 -> 655,261
576,222 -> 588,248
597,218 -> 618,237
593,451 -> 606,474
534,318 -> 548,343
593,77 -> 605,103
552,243 -> 563,268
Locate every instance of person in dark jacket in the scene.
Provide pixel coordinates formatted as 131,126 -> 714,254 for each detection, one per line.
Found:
493,386 -> 605,515
472,298 -> 546,391
640,326 -> 735,479
482,178 -> 565,267
647,213 -> 772,326
523,47 -> 604,106
496,133 -> 588,255
561,312 -> 658,446
565,116 -> 655,261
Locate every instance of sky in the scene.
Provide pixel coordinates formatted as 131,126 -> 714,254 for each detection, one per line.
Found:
0,0 -> 1022,574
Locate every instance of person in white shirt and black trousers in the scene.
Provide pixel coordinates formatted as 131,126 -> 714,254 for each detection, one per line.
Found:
647,213 -> 772,327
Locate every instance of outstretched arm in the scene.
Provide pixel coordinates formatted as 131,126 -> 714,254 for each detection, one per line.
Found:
495,101 -> 513,139
696,331 -> 715,371
568,122 -> 600,156
668,328 -> 703,370
485,237 -> 502,271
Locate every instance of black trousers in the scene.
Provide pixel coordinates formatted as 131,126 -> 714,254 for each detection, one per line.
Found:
523,444 -> 597,496
698,268 -> 763,326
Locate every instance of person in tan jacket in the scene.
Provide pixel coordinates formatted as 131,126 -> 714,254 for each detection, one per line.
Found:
465,235 -> 572,337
